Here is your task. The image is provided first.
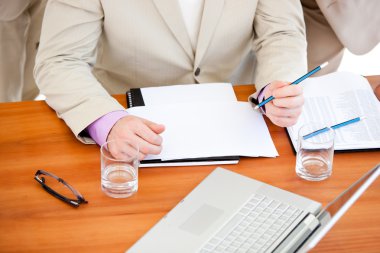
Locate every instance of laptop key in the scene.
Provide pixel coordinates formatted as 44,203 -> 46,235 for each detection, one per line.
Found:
215,213 -> 245,240
199,194 -> 302,253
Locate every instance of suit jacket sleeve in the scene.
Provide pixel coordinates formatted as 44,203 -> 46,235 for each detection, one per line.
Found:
316,0 -> 380,55
34,0 -> 125,143
251,0 -> 307,98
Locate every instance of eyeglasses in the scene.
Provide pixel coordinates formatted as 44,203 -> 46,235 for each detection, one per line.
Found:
34,170 -> 88,207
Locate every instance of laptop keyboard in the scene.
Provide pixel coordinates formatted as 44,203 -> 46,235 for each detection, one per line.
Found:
199,193 -> 303,253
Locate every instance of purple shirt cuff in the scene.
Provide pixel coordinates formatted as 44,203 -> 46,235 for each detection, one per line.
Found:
87,110 -> 130,146
257,84 -> 269,114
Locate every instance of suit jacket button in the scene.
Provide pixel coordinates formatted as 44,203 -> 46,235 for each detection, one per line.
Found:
194,67 -> 201,76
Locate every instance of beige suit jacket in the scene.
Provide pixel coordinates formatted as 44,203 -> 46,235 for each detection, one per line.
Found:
35,0 -> 307,142
317,0 -> 380,55
0,0 -> 46,102
302,0 -> 380,74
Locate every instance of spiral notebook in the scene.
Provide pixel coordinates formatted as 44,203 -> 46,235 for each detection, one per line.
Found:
126,83 -> 241,167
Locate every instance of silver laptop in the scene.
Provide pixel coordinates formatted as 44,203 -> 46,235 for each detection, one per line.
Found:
127,164 -> 379,253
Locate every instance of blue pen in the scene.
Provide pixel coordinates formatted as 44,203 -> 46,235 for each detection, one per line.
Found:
303,116 -> 366,140
254,62 -> 329,110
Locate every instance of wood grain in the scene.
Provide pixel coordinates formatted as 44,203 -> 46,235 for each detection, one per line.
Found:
0,86 -> 379,253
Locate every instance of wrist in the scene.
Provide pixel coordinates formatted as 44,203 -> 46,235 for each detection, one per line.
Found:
87,110 -> 130,146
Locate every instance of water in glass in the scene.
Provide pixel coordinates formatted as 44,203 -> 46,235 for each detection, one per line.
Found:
101,163 -> 138,198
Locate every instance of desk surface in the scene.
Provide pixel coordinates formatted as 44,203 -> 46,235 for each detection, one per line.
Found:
0,85 -> 379,253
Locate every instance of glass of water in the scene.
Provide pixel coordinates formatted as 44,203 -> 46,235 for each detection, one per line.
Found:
296,122 -> 335,181
100,139 -> 139,198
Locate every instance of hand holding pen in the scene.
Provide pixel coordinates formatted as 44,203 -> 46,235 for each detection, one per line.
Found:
255,62 -> 329,110
255,62 -> 329,128
262,81 -> 305,127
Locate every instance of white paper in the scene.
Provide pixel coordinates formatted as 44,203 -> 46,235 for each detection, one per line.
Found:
127,101 -> 278,161
140,83 -> 237,106
139,160 -> 239,168
287,72 -> 380,151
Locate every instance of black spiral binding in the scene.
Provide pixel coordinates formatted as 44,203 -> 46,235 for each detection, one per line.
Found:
126,88 -> 145,108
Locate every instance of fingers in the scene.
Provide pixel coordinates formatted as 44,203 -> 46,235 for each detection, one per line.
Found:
264,81 -> 289,98
133,134 -> 162,156
266,104 -> 302,118
107,115 -> 165,159
141,118 -> 165,135
267,115 -> 299,127
108,140 -> 144,161
134,122 -> 163,146
272,95 -> 304,108
266,101 -> 303,127
149,123 -> 165,134
265,81 -> 302,99
272,84 -> 303,99
265,80 -> 304,127
131,119 -> 164,155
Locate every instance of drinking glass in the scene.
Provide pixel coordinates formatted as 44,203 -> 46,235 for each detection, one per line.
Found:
296,123 -> 335,181
100,139 -> 139,198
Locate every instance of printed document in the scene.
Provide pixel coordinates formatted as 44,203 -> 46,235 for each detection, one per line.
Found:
287,72 -> 380,151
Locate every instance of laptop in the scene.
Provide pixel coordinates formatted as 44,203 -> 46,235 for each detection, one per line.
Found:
127,164 -> 379,253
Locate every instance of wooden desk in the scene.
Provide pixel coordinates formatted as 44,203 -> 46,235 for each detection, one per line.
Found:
0,86 -> 379,253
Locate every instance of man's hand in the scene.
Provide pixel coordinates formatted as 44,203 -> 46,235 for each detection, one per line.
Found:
367,75 -> 380,101
264,81 -> 304,127
374,85 -> 380,100
107,115 -> 165,160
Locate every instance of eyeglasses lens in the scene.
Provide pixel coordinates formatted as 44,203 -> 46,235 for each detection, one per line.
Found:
41,174 -> 78,200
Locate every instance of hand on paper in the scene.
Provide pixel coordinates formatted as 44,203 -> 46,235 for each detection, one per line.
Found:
107,115 -> 165,160
264,81 -> 304,127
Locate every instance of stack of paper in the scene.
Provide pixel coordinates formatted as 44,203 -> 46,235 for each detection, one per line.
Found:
126,83 -> 278,166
